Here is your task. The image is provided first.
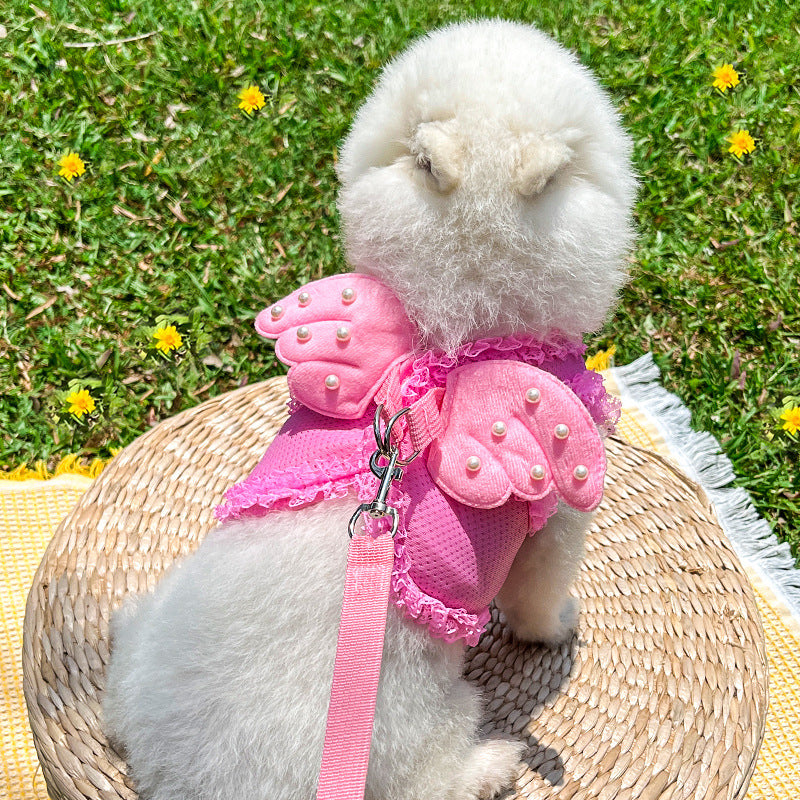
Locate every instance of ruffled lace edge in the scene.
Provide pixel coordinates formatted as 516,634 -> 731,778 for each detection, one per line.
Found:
402,334 -> 586,400
216,428 -> 374,522
562,368 -> 622,437
216,457 -> 370,521
390,544 -> 492,646
528,493 -> 560,533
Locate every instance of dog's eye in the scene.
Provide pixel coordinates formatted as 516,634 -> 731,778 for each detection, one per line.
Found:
542,170 -> 560,192
415,153 -> 433,173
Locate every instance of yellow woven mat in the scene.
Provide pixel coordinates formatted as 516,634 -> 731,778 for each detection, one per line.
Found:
2,378 -> 799,798
1,474 -> 93,800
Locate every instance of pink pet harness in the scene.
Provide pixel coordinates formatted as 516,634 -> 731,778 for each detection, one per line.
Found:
215,273 -> 618,799
216,273 -> 618,643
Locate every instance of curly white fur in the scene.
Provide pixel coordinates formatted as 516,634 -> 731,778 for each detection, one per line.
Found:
105,503 -> 523,800
338,20 -> 636,352
104,19 -> 635,800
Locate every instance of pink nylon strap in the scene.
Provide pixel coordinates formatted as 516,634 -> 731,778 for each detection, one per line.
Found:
376,364 -> 444,457
405,387 -> 444,452
316,532 -> 395,800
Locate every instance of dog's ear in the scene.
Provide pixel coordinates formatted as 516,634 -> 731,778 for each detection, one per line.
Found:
516,134 -> 573,197
410,120 -> 463,193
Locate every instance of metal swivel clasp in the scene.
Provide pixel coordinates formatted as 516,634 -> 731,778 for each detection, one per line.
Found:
347,405 -> 419,538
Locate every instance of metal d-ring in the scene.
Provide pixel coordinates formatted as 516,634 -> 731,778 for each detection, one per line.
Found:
348,404 -> 420,538
372,404 -> 420,467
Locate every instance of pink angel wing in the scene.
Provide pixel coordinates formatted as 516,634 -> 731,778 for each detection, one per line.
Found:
427,361 -> 606,511
255,273 -> 416,419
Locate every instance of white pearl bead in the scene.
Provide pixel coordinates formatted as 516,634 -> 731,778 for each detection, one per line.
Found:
491,421 -> 507,437
530,464 -> 545,481
466,456 -> 481,472
525,387 -> 541,404
336,326 -> 351,342
573,464 -> 589,481
341,287 -> 356,304
554,424 -> 570,440
270,304 -> 284,320
324,374 -> 340,390
296,326 -> 311,342
298,291 -> 311,307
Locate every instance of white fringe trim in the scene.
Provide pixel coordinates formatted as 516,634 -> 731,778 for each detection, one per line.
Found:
611,353 -> 800,619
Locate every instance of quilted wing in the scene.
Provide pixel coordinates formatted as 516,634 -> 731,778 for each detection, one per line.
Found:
255,273 -> 416,419
427,361 -> 606,511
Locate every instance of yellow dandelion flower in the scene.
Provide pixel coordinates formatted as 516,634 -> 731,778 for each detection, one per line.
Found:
712,64 -> 740,92
780,406 -> 800,436
238,85 -> 266,115
66,388 -> 96,418
153,324 -> 183,353
58,151 -> 86,182
585,345 -> 617,372
727,129 -> 756,158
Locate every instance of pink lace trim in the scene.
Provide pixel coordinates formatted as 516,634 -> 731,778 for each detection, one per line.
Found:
216,428 -> 374,522
358,479 -> 491,645
528,493 -> 560,533
390,492 -> 559,646
560,368 -> 621,438
217,473 -> 355,521
391,525 -> 488,646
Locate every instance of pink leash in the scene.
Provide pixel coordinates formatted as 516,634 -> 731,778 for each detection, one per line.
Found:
316,531 -> 395,800
316,404 -> 427,800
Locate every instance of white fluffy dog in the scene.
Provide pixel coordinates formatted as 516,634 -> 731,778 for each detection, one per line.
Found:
104,19 -> 635,800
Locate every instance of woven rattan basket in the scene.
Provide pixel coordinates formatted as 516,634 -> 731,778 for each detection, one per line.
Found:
23,377 -> 767,800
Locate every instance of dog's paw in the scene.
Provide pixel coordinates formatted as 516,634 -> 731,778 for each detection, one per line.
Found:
507,596 -> 580,646
451,739 -> 524,800
545,596 -> 580,645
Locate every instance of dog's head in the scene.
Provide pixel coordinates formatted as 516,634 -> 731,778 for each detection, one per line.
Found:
337,20 -> 637,352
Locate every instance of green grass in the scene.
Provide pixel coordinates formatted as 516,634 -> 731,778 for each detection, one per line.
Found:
1,0 -> 798,556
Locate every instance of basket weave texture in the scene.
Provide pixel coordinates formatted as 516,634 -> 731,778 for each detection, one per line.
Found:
23,377 -> 767,800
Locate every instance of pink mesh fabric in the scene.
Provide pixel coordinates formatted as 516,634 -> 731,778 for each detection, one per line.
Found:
216,408 -> 375,521
397,459 -> 531,614
216,335 -> 615,644
217,406 -> 552,645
